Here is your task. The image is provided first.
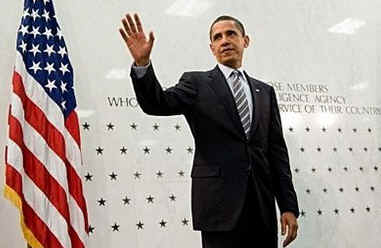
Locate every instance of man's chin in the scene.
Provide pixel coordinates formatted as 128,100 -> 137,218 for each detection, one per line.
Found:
218,58 -> 238,68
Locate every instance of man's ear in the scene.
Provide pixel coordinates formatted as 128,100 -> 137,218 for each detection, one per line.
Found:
244,35 -> 250,48
209,43 -> 216,56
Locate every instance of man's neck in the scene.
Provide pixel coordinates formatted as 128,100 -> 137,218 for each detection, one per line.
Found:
218,63 -> 245,80
220,61 -> 242,69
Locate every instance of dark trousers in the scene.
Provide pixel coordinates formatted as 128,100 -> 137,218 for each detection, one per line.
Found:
201,175 -> 278,248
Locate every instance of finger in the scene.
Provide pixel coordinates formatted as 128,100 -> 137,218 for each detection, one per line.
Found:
283,224 -> 297,247
134,13 -> 143,33
283,229 -> 292,247
148,31 -> 155,46
291,224 -> 298,240
122,18 -> 132,36
119,28 -> 128,43
281,217 -> 286,235
126,13 -> 137,33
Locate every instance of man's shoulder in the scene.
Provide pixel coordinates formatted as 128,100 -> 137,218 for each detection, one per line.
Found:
254,78 -> 273,90
180,68 -> 217,82
183,68 -> 216,77
244,73 -> 273,92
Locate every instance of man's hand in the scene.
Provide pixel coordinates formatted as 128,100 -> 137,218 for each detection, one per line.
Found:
280,211 -> 298,247
119,13 -> 154,66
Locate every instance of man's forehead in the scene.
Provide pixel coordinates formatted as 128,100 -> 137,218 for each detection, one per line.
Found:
211,20 -> 239,34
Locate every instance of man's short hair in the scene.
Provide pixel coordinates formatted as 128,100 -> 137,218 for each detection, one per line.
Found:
209,15 -> 246,41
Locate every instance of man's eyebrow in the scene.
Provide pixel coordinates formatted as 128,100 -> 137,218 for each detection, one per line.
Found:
212,28 -> 239,40
212,32 -> 222,40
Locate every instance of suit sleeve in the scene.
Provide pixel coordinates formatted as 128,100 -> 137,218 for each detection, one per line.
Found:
267,86 -> 300,218
130,63 -> 198,116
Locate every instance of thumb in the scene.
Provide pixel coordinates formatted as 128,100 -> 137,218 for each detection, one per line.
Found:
281,216 -> 286,236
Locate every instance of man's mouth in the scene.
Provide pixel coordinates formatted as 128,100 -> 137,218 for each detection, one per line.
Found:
221,48 -> 234,53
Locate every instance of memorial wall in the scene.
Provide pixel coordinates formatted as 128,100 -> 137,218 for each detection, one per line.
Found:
0,0 -> 380,247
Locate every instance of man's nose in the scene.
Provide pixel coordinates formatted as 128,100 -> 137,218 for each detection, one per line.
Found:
221,37 -> 230,46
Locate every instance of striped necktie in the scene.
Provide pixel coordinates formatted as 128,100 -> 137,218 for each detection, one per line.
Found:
231,70 -> 251,138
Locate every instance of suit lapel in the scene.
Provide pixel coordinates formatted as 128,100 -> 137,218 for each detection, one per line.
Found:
244,71 -> 262,140
207,66 -> 246,140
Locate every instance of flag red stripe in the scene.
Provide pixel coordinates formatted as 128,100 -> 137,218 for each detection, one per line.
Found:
5,146 -> 23,194
65,111 -> 89,232
5,164 -> 23,199
12,71 -> 88,232
68,224 -> 85,248
65,111 -> 81,147
8,114 -> 71,222
9,112 -> 85,247
66,164 -> 89,233
5,164 -> 64,248
12,71 -> 65,159
7,5 -> 89,246
66,111 -> 89,233
23,202 -> 65,248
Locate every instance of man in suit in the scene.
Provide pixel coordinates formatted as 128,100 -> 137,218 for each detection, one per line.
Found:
119,13 -> 299,248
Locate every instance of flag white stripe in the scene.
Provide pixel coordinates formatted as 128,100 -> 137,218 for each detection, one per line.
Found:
68,201 -> 87,244
11,93 -> 87,244
14,54 -> 87,243
65,134 -> 83,178
7,139 -> 72,248
11,93 -> 70,194
15,52 -> 82,173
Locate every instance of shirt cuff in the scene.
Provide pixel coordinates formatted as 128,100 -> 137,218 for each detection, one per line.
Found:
132,61 -> 151,79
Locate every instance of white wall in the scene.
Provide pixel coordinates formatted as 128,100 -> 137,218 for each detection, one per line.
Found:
1,0 -> 381,247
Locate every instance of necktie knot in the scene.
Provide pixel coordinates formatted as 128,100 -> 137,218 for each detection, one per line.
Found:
230,70 -> 241,80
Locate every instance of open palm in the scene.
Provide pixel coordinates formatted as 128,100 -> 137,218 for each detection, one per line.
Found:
119,13 -> 154,66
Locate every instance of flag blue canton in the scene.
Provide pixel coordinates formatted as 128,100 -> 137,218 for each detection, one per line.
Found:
17,0 -> 77,118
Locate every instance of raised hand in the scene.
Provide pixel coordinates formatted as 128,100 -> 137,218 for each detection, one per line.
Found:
119,13 -> 155,66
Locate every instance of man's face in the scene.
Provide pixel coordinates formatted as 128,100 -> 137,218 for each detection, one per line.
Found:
209,20 -> 250,69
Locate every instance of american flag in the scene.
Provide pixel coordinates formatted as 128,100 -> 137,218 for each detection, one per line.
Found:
4,0 -> 89,247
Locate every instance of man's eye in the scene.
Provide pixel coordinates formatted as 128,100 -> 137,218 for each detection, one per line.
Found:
213,35 -> 221,41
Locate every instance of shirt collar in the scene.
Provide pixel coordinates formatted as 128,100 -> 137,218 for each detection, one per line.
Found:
217,63 -> 246,80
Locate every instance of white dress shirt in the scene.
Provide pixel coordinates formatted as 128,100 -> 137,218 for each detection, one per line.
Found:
217,63 -> 253,125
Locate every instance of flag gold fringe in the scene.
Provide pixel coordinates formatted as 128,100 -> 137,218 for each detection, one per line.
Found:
3,185 -> 43,248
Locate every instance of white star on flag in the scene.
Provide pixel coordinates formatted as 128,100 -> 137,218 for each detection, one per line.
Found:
59,62 -> 70,75
57,46 -> 67,58
29,61 -> 42,74
19,25 -> 29,36
43,27 -> 53,39
60,81 -> 68,93
61,100 -> 66,110
45,79 -> 57,92
44,62 -> 56,74
30,26 -> 41,39
22,8 -> 30,19
56,28 -> 64,40
42,9 -> 50,22
19,41 -> 27,53
44,44 -> 55,56
30,9 -> 40,21
6,1 -> 89,248
29,44 -> 41,56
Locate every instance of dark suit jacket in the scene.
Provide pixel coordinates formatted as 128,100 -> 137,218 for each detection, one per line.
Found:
130,63 -> 299,235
